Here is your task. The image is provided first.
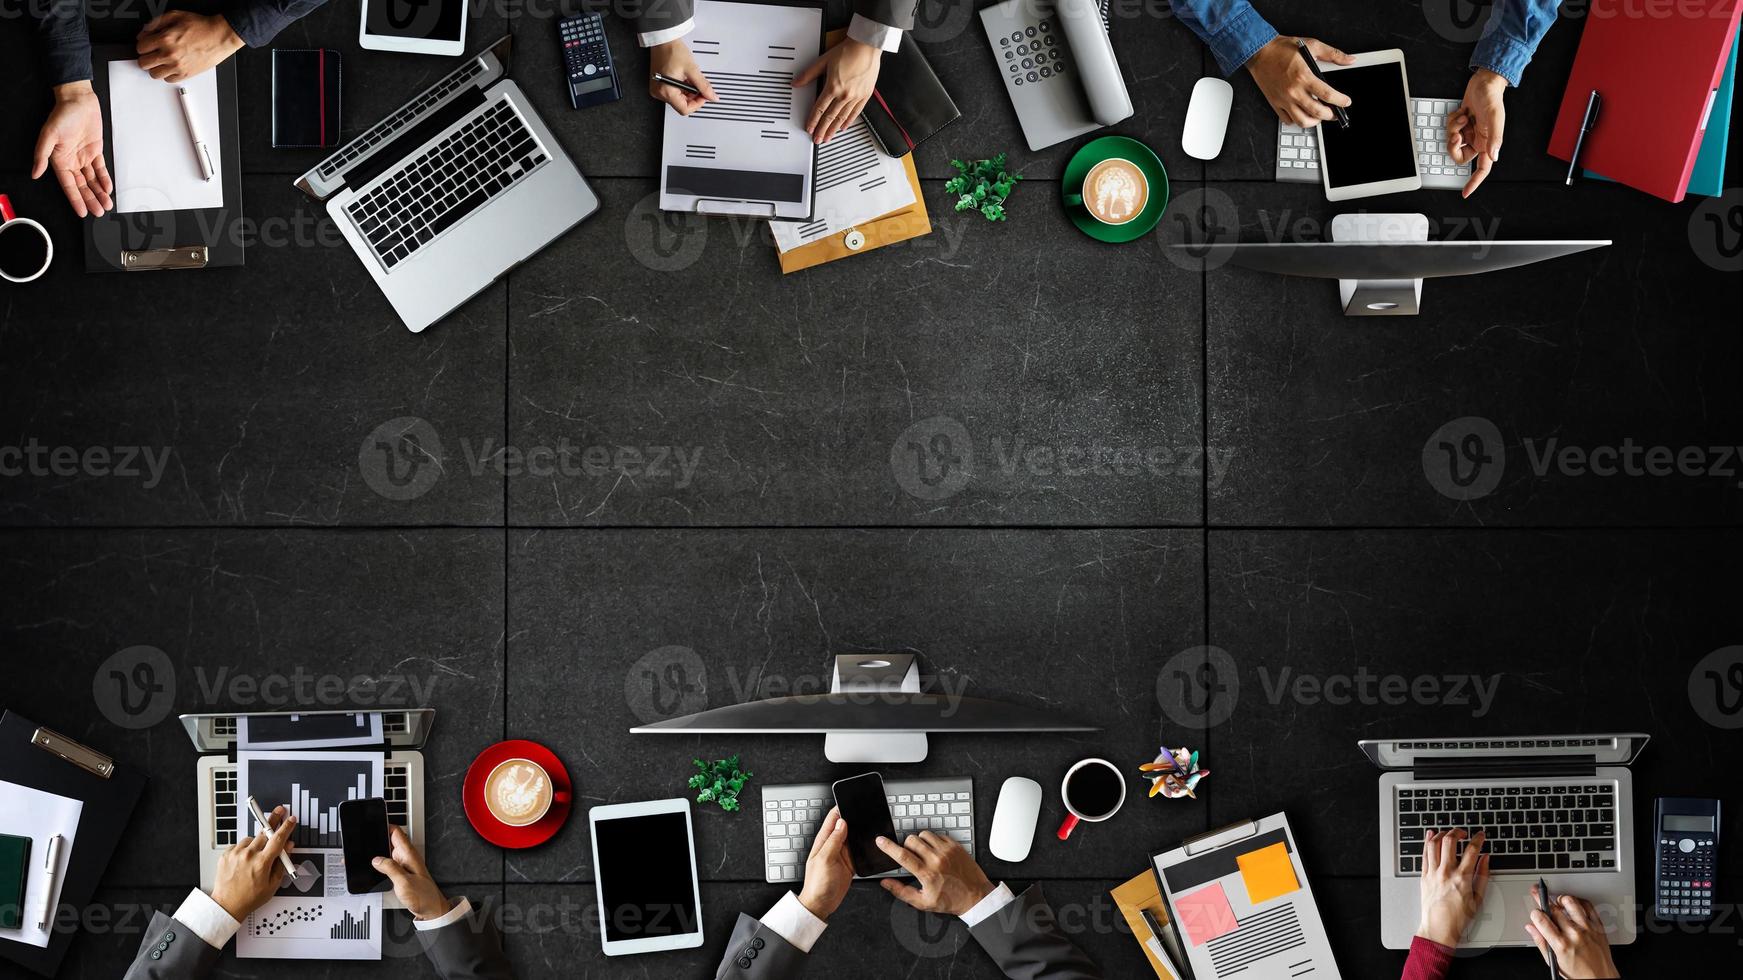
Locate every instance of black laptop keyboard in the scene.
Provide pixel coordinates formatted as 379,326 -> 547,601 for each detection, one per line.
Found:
1395,783 -> 1618,875
346,101 -> 547,270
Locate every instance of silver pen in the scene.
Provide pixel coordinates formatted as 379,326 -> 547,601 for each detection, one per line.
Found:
246,795 -> 299,880
36,834 -> 65,930
176,85 -> 216,181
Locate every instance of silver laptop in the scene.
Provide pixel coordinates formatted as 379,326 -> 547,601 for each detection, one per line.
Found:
295,37 -> 598,333
181,709 -> 434,911
1361,733 -> 1646,949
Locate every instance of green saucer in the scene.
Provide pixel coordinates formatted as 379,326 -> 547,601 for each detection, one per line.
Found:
1060,136 -> 1169,243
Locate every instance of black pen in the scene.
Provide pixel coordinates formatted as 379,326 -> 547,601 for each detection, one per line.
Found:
653,72 -> 703,97
1537,878 -> 1558,980
1294,39 -> 1350,129
1565,89 -> 1601,185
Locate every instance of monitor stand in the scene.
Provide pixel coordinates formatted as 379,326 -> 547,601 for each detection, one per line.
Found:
1333,213 -> 1429,316
824,654 -> 928,764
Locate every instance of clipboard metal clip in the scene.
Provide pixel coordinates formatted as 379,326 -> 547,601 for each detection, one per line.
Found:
1182,817 -> 1259,856
31,727 -> 116,779
121,246 -> 208,271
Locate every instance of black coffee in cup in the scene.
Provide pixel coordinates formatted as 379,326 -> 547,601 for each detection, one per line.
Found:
1063,761 -> 1124,817
0,221 -> 51,282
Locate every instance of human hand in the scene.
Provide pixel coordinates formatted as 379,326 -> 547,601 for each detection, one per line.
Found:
796,807 -> 853,921
1527,886 -> 1620,979
373,826 -> 453,920
210,806 -> 296,921
1415,829 -> 1489,947
875,832 -> 994,917
648,40 -> 718,115
1245,36 -> 1354,128
792,38 -> 881,144
136,11 -> 245,83
1446,69 -> 1508,197
33,81 -> 112,218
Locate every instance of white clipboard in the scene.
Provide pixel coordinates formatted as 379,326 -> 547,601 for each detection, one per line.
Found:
1152,812 -> 1342,980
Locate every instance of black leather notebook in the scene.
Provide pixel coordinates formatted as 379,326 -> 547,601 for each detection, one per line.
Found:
272,48 -> 341,148
866,36 -> 960,157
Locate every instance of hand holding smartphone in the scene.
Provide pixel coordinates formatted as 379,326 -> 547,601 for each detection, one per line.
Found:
830,773 -> 900,877
339,798 -> 394,894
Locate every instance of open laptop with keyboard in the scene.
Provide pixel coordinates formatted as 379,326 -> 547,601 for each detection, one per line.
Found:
762,776 -> 974,883
1361,733 -> 1647,949
294,36 -> 598,333
1277,97 -> 1472,190
180,709 -> 433,911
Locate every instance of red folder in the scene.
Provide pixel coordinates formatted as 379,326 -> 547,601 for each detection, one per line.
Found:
1548,0 -> 1742,202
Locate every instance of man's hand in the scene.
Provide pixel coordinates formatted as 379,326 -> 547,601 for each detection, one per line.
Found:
1527,886 -> 1621,979
136,11 -> 245,83
875,832 -> 994,917
796,807 -> 853,921
210,806 -> 297,922
1415,828 -> 1489,948
648,40 -> 718,115
792,38 -> 881,144
1246,36 -> 1353,128
33,81 -> 112,218
373,826 -> 453,920
1446,68 -> 1507,197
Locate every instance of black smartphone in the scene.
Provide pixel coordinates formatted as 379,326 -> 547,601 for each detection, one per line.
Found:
830,772 -> 900,876
339,797 -> 393,894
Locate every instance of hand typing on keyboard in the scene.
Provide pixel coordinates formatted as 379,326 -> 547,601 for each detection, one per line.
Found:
1414,828 -> 1489,948
1444,68 -> 1509,198
796,808 -> 854,922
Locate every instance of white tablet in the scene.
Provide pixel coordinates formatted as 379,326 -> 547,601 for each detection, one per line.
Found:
1313,49 -> 1422,201
589,799 -> 705,956
359,0 -> 467,56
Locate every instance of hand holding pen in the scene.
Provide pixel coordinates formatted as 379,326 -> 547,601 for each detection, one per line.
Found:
1528,883 -> 1622,980
210,801 -> 298,923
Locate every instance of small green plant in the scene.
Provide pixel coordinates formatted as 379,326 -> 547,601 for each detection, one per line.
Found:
688,755 -> 753,812
945,154 -> 1022,222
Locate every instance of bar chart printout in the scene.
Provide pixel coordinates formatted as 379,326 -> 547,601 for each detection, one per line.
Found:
236,750 -> 385,850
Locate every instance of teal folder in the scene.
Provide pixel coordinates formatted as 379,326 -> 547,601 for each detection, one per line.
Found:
0,834 -> 29,930
1586,32 -> 1736,197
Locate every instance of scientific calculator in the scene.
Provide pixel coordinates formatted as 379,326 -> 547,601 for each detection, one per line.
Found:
1653,796 -> 1719,920
558,13 -> 621,109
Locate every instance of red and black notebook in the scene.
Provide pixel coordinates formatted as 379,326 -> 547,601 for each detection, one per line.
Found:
865,36 -> 960,157
272,48 -> 342,149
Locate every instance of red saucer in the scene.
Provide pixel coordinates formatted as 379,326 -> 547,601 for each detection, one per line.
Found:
463,740 -> 573,848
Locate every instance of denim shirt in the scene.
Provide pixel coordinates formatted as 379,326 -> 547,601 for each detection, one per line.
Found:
31,0 -> 333,86
1168,0 -> 1564,87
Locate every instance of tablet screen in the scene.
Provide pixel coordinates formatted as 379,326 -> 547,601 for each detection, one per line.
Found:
1319,63 -> 1416,189
595,811 -> 701,942
364,0 -> 464,42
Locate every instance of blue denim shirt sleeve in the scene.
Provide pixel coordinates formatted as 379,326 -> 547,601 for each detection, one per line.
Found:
223,0 -> 335,49
1168,0 -> 1279,77
1470,0 -> 1564,87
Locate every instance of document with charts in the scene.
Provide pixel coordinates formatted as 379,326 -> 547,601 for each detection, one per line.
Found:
660,0 -> 822,219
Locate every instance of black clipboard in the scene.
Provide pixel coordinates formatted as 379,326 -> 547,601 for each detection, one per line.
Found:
83,48 -> 245,272
0,710 -> 148,977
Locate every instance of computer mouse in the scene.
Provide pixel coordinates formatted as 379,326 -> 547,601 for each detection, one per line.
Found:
1183,76 -> 1234,161
989,776 -> 1044,863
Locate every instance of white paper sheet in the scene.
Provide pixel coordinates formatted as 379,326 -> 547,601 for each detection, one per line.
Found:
238,853 -> 382,959
659,0 -> 821,219
771,118 -> 915,252
0,780 -> 83,949
108,60 -> 224,213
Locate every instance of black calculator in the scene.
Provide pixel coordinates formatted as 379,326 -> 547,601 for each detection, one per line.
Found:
558,13 -> 621,109
1653,796 -> 1719,920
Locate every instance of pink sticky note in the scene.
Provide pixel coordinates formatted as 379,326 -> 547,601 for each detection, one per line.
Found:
1174,881 -> 1240,946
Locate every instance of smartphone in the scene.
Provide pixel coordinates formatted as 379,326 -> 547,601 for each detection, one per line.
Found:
830,772 -> 900,877
338,797 -> 393,894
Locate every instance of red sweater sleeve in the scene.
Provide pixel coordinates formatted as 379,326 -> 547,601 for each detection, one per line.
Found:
1401,936 -> 1457,980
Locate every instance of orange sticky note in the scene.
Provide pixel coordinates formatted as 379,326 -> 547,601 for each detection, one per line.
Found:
1236,841 -> 1299,905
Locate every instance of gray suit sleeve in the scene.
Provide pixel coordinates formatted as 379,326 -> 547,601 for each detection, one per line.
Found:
120,911 -> 225,980
854,0 -> 920,31
416,901 -> 516,980
714,913 -> 809,980
630,0 -> 696,38
966,885 -> 1104,980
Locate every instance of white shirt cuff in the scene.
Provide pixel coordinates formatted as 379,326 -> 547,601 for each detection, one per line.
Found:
958,882 -> 1018,928
759,892 -> 828,953
413,896 -> 473,932
171,889 -> 240,951
639,18 -> 694,48
846,13 -> 904,52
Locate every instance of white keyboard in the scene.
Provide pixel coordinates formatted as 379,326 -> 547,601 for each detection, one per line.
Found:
761,776 -> 975,882
1276,96 -> 1473,190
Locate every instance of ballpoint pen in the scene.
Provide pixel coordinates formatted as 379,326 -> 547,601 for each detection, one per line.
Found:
1294,38 -> 1350,129
35,835 -> 65,930
1537,877 -> 1558,980
652,72 -> 703,98
1565,89 -> 1601,185
246,795 -> 299,880
177,86 -> 217,182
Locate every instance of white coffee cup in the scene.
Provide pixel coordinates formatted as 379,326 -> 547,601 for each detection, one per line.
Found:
484,757 -> 566,827
0,195 -> 52,284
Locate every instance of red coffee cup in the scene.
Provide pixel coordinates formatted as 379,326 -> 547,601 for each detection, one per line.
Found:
1055,757 -> 1127,840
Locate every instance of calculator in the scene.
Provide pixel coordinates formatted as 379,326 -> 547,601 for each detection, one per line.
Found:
558,13 -> 621,109
1653,796 -> 1719,921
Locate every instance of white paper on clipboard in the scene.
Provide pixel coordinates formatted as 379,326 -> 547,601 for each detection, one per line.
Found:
1152,812 -> 1342,980
659,0 -> 821,219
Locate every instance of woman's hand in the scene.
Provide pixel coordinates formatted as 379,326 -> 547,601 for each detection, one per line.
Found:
1527,886 -> 1621,979
792,38 -> 882,144
1415,828 -> 1489,948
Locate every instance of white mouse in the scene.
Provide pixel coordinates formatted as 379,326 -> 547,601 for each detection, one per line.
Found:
1183,76 -> 1234,161
989,776 -> 1043,863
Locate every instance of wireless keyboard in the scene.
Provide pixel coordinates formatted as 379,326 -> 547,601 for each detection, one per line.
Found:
761,776 -> 974,883
1276,96 -> 1473,190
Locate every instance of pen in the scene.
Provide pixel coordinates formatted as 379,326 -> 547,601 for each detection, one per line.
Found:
1565,89 -> 1600,185
36,835 -> 65,931
653,72 -> 703,98
246,795 -> 299,881
1294,39 -> 1350,129
1537,877 -> 1558,980
1138,908 -> 1179,973
177,85 -> 216,182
